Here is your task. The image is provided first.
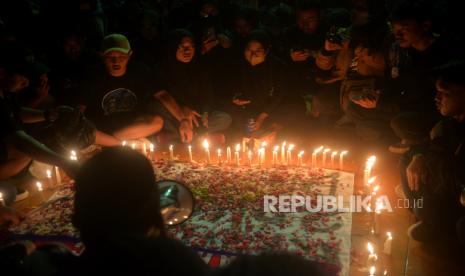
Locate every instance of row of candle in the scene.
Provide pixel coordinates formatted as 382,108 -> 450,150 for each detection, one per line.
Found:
122,140 -> 350,170
366,232 -> 393,275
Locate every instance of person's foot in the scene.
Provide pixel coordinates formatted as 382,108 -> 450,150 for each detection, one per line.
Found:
388,139 -> 411,154
408,221 -> 439,242
14,188 -> 29,202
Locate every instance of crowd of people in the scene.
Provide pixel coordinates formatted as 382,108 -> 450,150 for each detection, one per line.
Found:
1,0 -> 465,273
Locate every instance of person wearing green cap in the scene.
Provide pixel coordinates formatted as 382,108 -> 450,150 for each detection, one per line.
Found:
78,34 -> 165,144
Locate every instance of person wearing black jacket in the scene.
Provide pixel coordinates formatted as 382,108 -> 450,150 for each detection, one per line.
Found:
402,61 -> 465,243
227,29 -> 285,139
154,29 -> 231,143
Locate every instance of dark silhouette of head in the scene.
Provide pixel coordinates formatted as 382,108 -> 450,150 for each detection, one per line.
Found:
72,147 -> 164,250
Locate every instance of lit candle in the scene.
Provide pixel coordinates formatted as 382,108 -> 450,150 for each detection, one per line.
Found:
248,150 -> 252,166
260,142 -> 267,165
258,148 -> 264,166
322,148 -> 331,168
169,145 -> 174,161
235,144 -> 240,166
70,150 -> 78,161
383,232 -> 393,255
149,143 -> 155,161
369,266 -> 376,276
367,242 -> 378,265
226,146 -> 231,164
272,146 -> 279,166
203,140 -> 211,164
46,169 -> 53,187
217,149 -> 222,165
122,140 -> 127,146
280,141 -> 286,164
331,151 -> 338,169
131,143 -> 136,150
298,151 -> 304,166
364,155 -> 377,186
287,144 -> 295,165
36,181 -> 45,202
54,166 -> 62,186
373,198 -> 383,234
188,145 -> 193,162
0,192 -> 4,206
312,146 -> 324,168
339,150 -> 348,170
372,185 -> 380,196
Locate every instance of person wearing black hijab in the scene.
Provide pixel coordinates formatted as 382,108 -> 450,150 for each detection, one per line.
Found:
227,29 -> 286,139
153,29 -> 231,144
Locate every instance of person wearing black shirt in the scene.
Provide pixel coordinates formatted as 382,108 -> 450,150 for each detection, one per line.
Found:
78,34 -> 164,145
402,61 -> 465,243
154,29 -> 231,144
228,29 -> 285,139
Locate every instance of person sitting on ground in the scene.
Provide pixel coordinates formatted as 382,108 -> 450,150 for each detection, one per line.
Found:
13,147 -> 208,275
227,29 -> 285,142
78,34 -> 164,146
402,61 -> 465,243
1,43 -> 80,206
153,29 -> 231,144
386,0 -> 464,154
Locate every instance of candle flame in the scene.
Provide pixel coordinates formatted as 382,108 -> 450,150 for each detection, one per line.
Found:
368,176 -> 377,185
131,143 -> 136,149
248,150 -> 252,157
288,144 -> 295,151
261,141 -> 267,147
331,151 -> 338,157
372,185 -> 380,194
323,148 -> 331,153
217,149 -> 221,154
46,169 -> 52,178
235,144 -> 240,152
282,141 -> 286,146
273,145 -> 279,152
298,150 -> 304,157
387,232 -> 392,239
384,269 -> 388,275
169,145 -> 173,150
367,242 -> 374,254
202,139 -> 209,149
369,266 -> 376,275
122,141 -> 127,146
36,181 -> 43,192
314,146 -> 324,153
